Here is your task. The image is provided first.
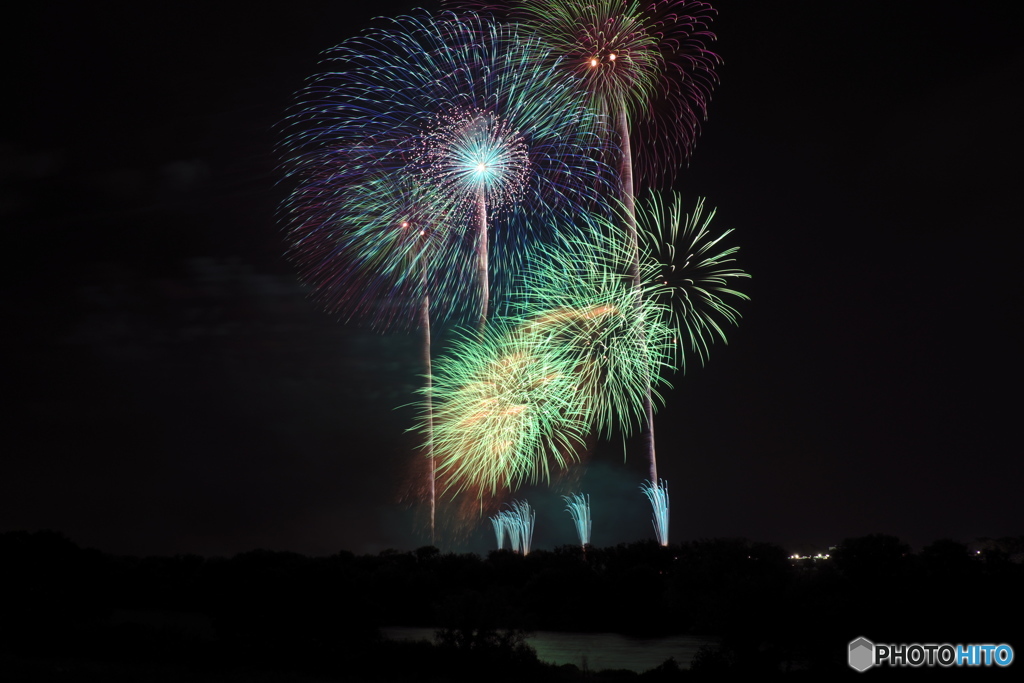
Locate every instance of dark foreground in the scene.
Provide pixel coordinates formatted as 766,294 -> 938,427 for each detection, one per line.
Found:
2,531 -> 1021,680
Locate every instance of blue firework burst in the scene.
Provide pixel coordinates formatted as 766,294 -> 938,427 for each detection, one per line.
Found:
279,10 -> 613,329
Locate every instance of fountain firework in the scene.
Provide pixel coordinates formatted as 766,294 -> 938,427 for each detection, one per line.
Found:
508,500 -> 536,554
488,502 -> 534,553
637,193 -> 750,372
490,511 -> 508,550
563,493 -> 592,547
641,479 -> 670,546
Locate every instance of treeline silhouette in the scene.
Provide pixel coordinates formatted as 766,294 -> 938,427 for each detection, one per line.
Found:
1,530 -> 1021,680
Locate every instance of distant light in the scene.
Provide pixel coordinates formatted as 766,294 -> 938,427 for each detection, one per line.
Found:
589,58 -> 598,67
608,53 -> 617,61
401,221 -> 409,228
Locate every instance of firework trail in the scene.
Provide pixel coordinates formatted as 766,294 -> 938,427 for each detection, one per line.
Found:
641,479 -> 670,545
424,320 -> 590,505
563,493 -> 592,547
279,11 -> 610,541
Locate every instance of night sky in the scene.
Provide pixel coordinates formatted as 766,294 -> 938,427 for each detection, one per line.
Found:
4,1 -> 1022,558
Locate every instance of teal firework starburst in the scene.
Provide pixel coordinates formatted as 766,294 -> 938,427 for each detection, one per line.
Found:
641,479 -> 670,545
280,11 -> 612,328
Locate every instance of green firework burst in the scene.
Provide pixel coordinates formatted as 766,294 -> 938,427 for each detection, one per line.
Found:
637,192 -> 750,372
423,321 -> 590,502
514,221 -> 677,439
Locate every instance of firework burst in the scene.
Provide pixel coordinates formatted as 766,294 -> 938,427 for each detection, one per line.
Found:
513,219 -> 677,440
280,10 -> 612,327
450,0 -> 719,185
413,108 -> 531,219
284,173 -> 462,328
424,320 -> 590,503
488,502 -> 535,553
638,192 -> 750,372
444,2 -> 721,502
517,0 -> 664,125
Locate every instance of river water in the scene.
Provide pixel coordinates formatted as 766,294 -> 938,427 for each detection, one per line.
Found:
382,626 -> 708,672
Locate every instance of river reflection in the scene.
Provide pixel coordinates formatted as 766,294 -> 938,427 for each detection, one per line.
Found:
382,626 -> 708,672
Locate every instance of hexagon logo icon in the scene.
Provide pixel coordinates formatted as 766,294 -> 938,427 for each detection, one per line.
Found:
849,637 -> 875,672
